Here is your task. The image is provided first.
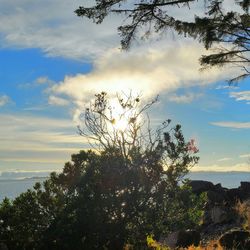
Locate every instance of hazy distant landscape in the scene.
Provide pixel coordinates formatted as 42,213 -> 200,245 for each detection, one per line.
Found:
0,177 -> 48,201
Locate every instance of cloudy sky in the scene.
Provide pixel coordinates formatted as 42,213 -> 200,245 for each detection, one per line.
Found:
0,0 -> 250,174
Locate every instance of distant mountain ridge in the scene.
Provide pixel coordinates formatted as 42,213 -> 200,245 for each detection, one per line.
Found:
0,176 -> 48,182
0,171 -> 52,180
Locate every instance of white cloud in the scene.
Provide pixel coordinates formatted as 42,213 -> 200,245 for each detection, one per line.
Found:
18,76 -> 55,89
193,163 -> 250,172
36,76 -> 54,85
239,153 -> 250,159
23,105 -> 48,111
49,41 -> 237,121
217,157 -> 232,162
211,121 -> 250,129
215,85 -> 239,90
168,92 -> 203,104
0,95 -> 11,107
0,0 -> 242,60
0,113 -> 88,170
230,91 -> 250,103
1,158 -> 64,164
48,96 -> 70,106
0,0 -> 120,60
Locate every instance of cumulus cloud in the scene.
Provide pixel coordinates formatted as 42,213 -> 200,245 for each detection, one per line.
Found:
0,95 -> 12,107
48,41 -> 237,121
211,121 -> 250,129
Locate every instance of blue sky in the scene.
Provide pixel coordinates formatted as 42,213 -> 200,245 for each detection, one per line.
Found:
0,0 -> 250,173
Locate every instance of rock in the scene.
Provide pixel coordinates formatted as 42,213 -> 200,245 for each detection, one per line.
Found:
207,190 -> 227,204
226,188 -> 243,203
210,206 -> 231,224
219,229 -> 250,250
189,180 -> 214,194
214,183 -> 223,190
240,182 -> 250,192
211,206 -> 228,224
163,230 -> 200,249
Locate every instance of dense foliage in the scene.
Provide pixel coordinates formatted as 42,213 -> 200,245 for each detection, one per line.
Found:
76,0 -> 250,82
0,94 -> 205,249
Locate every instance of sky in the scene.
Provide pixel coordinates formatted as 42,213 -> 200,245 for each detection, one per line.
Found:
0,0 -> 250,174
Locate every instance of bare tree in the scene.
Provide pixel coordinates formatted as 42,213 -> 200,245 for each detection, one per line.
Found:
78,92 -> 199,182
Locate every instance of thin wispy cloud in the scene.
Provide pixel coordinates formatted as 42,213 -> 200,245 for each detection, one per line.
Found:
230,91 -> 250,104
211,121 -> 250,129
217,157 -> 232,162
0,95 -> 11,107
23,105 -> 48,111
48,96 -> 70,106
193,163 -> 250,172
0,114 -> 88,170
1,158 -> 64,164
168,92 -> 203,104
215,85 -> 239,90
239,153 -> 250,158
18,76 -> 55,89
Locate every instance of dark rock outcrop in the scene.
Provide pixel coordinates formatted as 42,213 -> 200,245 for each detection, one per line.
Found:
210,206 -> 232,224
189,180 -> 215,194
189,180 -> 250,247
219,229 -> 250,250
206,190 -> 227,204
189,180 -> 250,205
189,180 -> 236,227
240,182 -> 250,192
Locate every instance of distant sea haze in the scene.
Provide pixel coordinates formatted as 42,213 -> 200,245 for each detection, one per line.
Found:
0,171 -> 249,201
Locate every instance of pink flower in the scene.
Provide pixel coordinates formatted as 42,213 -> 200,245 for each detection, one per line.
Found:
187,139 -> 199,153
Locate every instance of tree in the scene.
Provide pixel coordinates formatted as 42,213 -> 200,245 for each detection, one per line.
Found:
0,93 -> 204,249
66,92 -> 202,248
75,0 -> 250,82
0,175 -> 67,250
78,92 -> 199,185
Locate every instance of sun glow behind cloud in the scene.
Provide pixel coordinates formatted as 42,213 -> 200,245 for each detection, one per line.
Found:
49,41 -> 238,124
108,98 -> 136,132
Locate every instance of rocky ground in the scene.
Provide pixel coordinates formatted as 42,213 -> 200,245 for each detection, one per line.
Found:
160,180 -> 250,249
